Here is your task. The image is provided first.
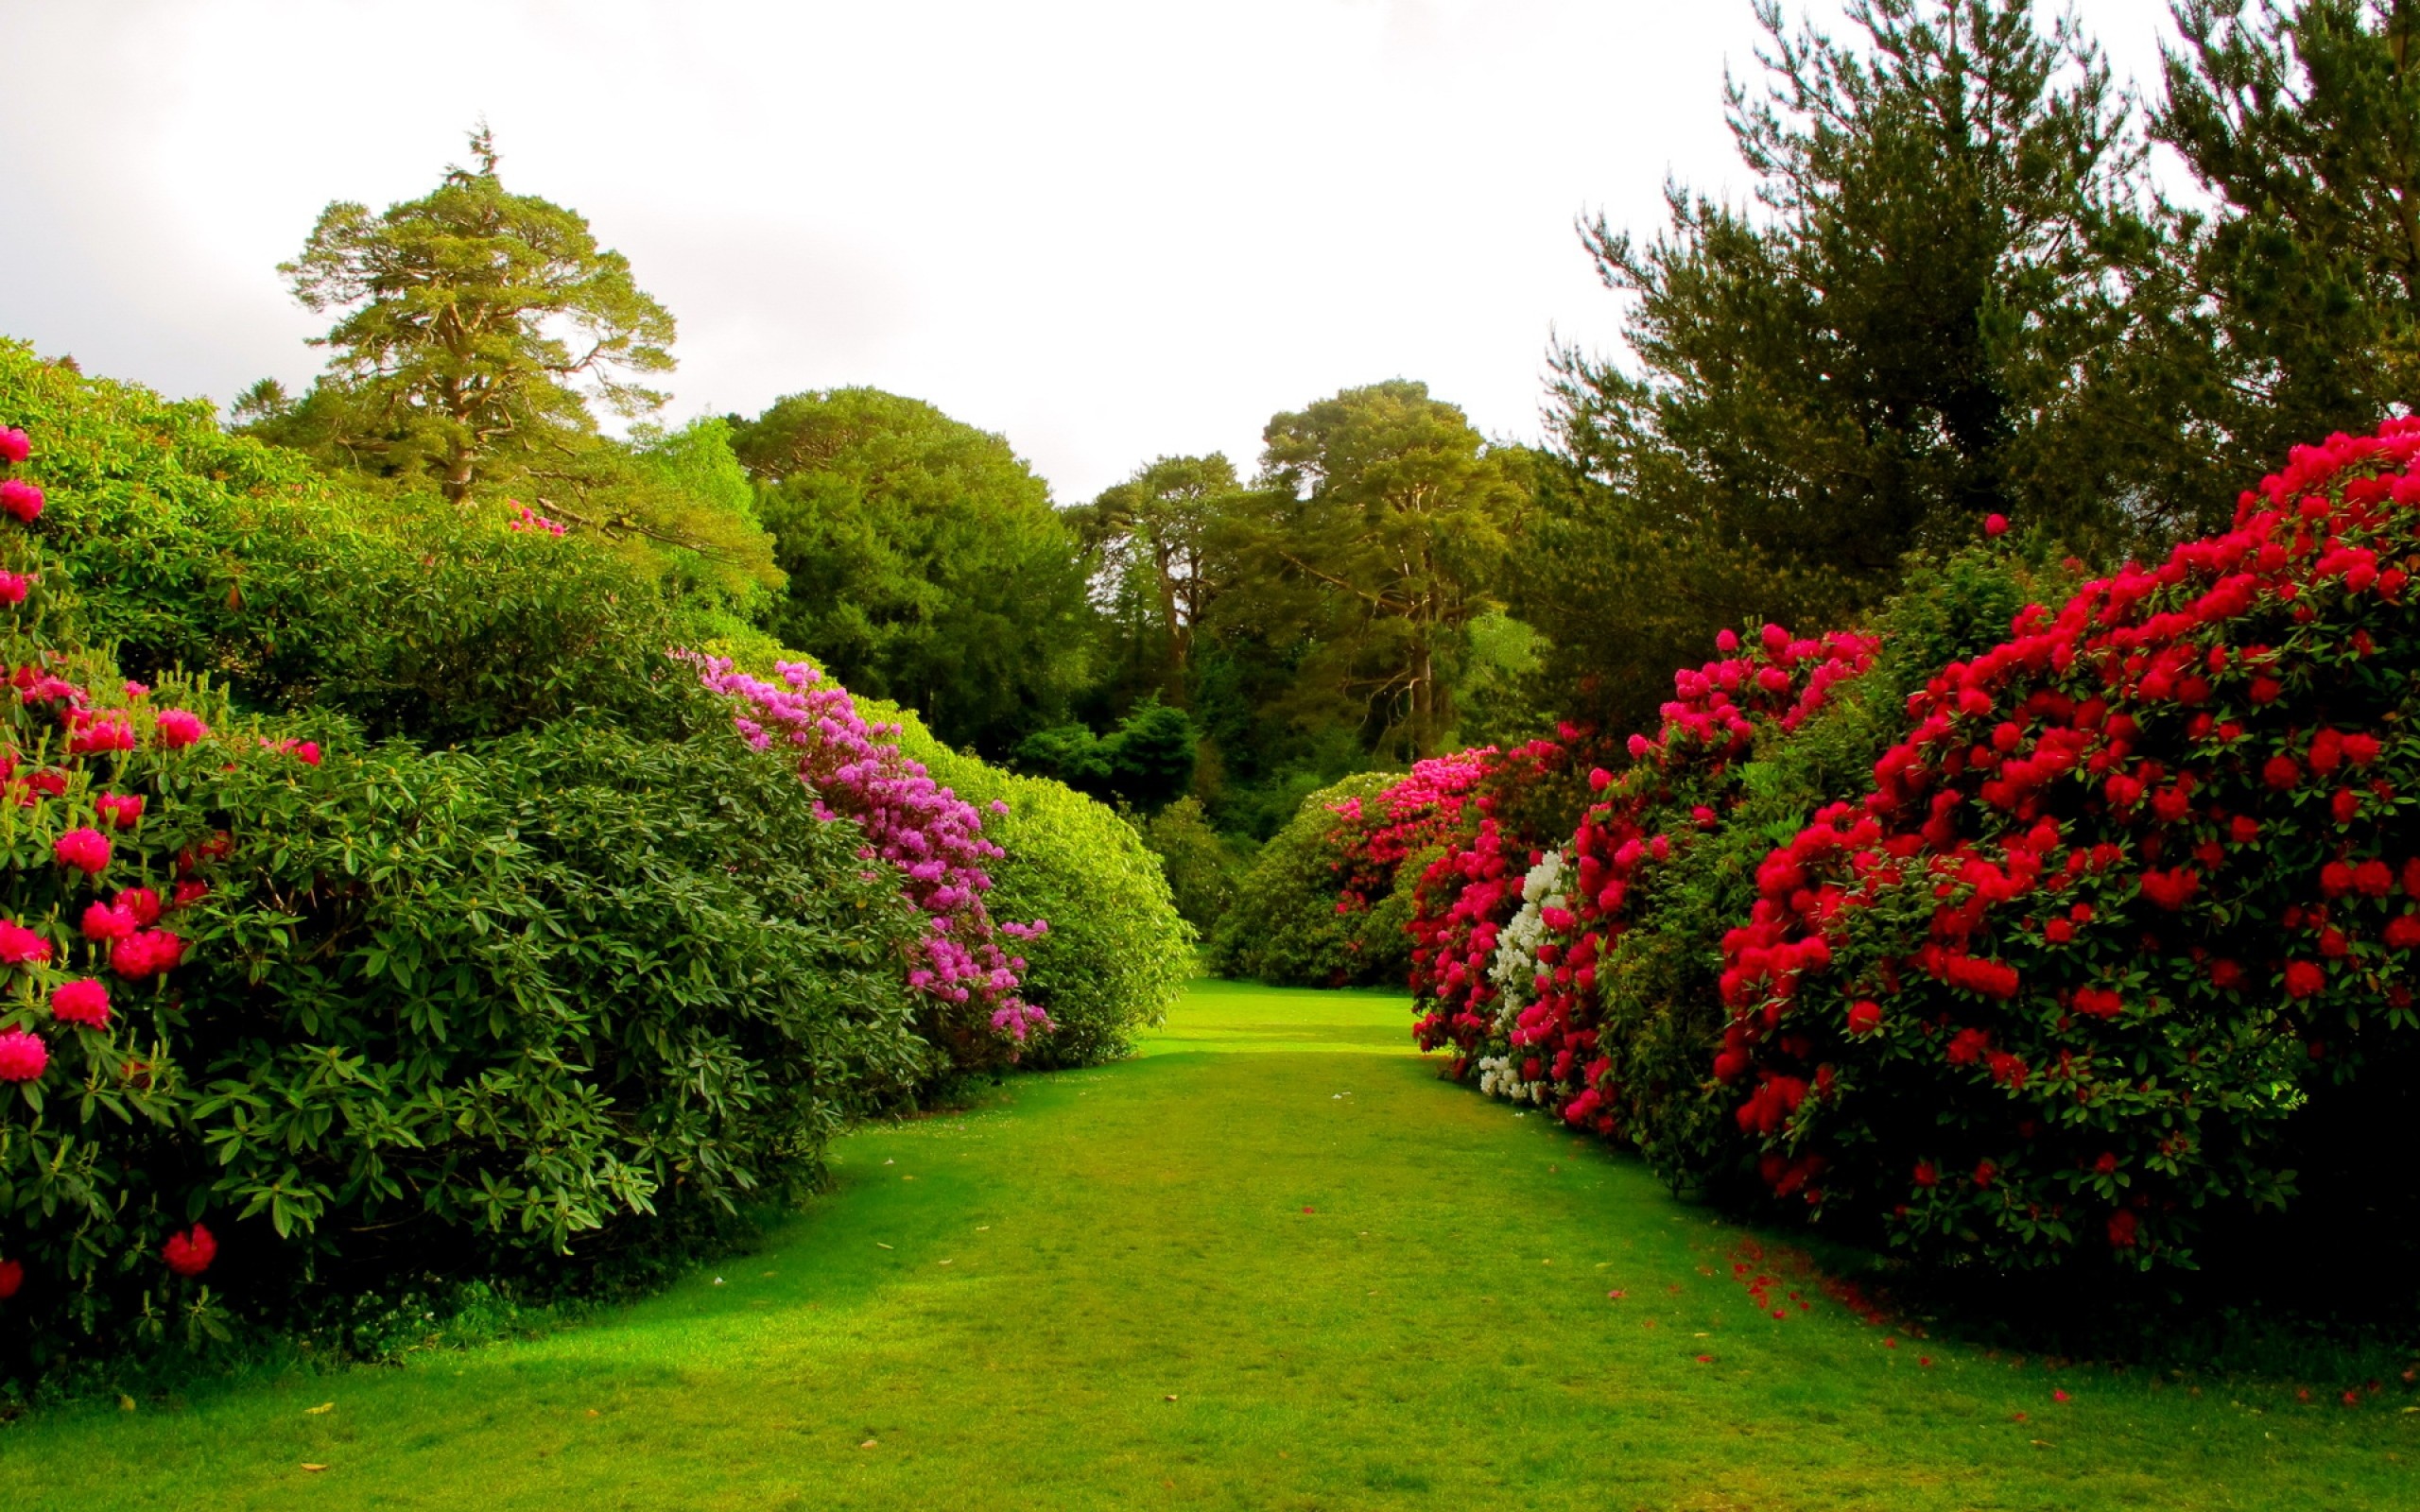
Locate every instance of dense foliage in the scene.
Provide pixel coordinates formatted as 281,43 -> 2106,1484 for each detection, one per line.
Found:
1139,798 -> 1246,936
729,388 -> 1094,755
1407,625 -> 1878,1163
1011,697 -> 1199,813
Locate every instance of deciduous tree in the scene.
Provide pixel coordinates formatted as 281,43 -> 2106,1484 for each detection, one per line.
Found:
733,387 -> 1094,753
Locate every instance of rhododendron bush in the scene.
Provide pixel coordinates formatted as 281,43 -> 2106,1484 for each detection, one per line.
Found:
1716,422 -> 2420,1270
1214,749 -> 1569,988
0,427 -> 251,1362
878,704 -> 1193,1071
693,655 -> 1050,1062
0,421 -> 956,1377
1390,420 -> 2420,1277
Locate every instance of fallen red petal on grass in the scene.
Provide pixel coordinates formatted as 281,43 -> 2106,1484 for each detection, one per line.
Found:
1695,1354 -> 1715,1364
2053,1389 -> 2070,1402
1919,1357 -> 1933,1368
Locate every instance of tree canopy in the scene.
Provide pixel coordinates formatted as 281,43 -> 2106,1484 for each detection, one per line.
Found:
731,387 -> 1095,754
1206,381 -> 1530,765
2156,0 -> 2420,477
273,128 -> 675,501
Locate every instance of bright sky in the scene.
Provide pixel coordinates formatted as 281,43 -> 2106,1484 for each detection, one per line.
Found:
4,0 -> 2183,503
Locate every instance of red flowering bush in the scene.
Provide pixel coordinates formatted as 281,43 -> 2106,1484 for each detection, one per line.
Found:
1411,627 -> 1880,1151
0,427 -> 250,1361
0,421 -> 945,1381
1715,420 -> 2420,1270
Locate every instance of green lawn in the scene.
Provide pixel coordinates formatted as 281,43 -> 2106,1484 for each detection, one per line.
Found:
2,978 -> 2412,1510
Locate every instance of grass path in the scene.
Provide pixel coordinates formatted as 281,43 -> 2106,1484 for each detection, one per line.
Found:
1,980 -> 2412,1509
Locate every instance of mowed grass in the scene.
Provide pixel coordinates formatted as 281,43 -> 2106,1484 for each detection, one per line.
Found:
2,979 -> 2413,1510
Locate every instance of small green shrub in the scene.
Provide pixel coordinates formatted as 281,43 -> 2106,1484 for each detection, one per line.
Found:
1140,797 -> 1245,935
1208,772 -> 1396,987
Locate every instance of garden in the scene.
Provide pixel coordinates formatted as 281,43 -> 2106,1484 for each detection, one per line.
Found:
5,0 -> 2420,1506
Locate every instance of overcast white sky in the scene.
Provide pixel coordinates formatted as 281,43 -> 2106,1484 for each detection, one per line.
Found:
4,0 -> 2183,503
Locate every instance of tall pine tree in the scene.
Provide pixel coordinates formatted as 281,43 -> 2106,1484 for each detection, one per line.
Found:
1532,0 -> 2188,735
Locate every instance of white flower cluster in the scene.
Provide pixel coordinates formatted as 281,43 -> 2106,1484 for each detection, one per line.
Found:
1474,850 -> 1567,1107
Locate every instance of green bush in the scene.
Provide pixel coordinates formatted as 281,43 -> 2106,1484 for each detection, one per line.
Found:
1208,772 -> 1397,987
881,707 -> 1192,1068
1011,698 -> 1199,811
0,342 -> 742,743
18,700 -> 933,1374
0,678 -> 938,1377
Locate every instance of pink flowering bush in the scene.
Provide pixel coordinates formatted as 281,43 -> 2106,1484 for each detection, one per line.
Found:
691,656 -> 1049,1060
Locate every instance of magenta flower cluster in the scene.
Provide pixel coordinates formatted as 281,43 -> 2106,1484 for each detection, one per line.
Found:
689,656 -> 1051,1042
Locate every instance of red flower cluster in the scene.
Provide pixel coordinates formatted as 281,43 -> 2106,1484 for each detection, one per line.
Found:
0,422 -> 229,1313
162,1224 -> 216,1278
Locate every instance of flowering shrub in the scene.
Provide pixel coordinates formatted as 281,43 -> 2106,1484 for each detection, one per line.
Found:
0,427 -> 251,1364
691,657 -> 1047,1059
1411,628 -> 1880,1143
1713,421 -> 2420,1269
0,418 -> 944,1380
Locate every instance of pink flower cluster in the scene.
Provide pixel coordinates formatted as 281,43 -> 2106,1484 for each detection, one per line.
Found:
1326,746 -> 1499,919
506,500 -> 567,536
690,657 -> 1050,1042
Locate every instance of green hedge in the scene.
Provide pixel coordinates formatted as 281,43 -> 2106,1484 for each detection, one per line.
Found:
0,342 -> 753,743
